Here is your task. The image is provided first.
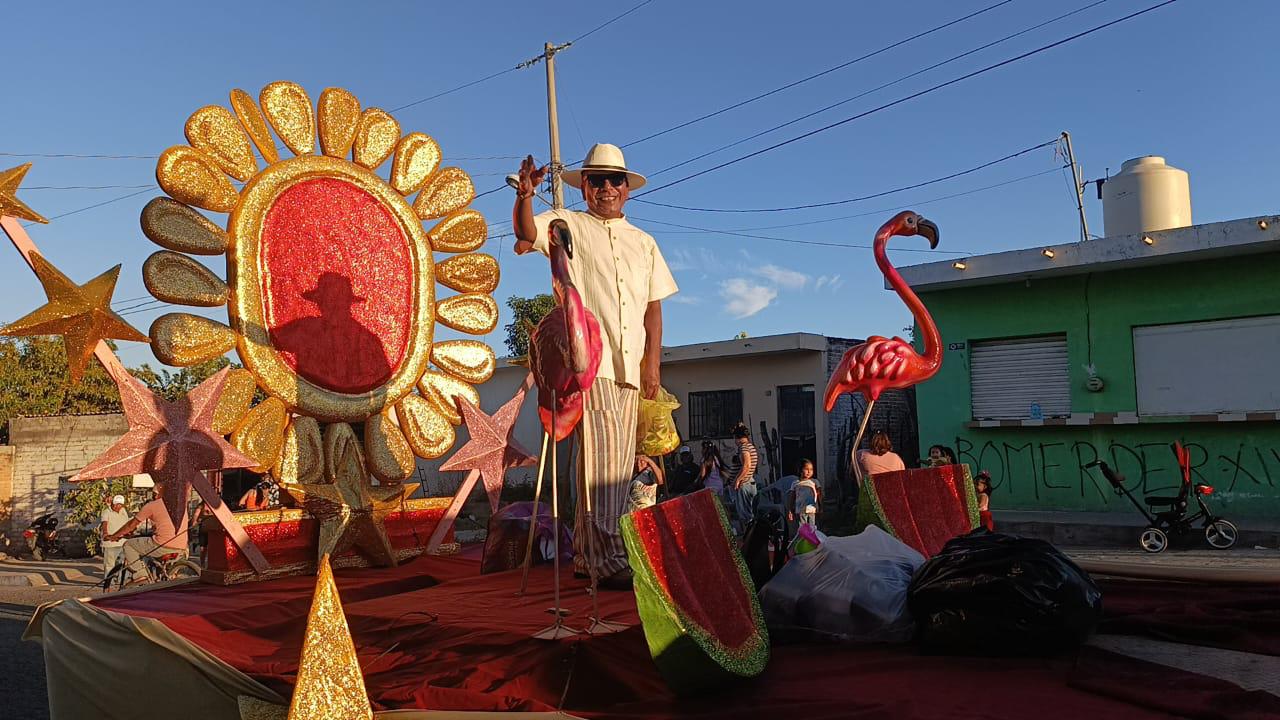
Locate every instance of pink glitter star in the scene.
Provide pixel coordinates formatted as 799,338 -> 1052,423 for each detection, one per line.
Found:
440,389 -> 537,513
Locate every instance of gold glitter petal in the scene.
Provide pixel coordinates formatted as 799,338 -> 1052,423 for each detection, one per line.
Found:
232,397 -> 288,473
140,197 -> 229,255
436,293 -> 499,335
323,422 -> 365,486
212,368 -> 256,436
427,209 -> 488,253
142,251 -> 228,307
352,108 -> 400,170
436,253 -> 499,294
230,88 -> 280,165
273,416 -> 323,485
413,167 -> 474,220
395,394 -> 455,459
156,146 -> 239,213
364,411 -> 415,483
430,340 -> 496,385
185,105 -> 257,182
390,133 -> 440,195
149,312 -> 235,366
318,87 -> 360,159
260,81 -> 315,156
418,371 -> 479,426
286,556 -> 374,720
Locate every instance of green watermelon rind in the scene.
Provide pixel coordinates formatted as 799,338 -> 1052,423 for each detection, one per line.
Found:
620,492 -> 769,695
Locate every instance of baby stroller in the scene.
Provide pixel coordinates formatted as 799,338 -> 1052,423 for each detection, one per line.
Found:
1085,441 -> 1238,553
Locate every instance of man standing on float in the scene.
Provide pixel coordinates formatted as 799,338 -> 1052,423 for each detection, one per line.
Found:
513,143 -> 678,589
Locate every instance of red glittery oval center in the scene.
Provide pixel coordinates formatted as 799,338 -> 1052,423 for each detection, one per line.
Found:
261,177 -> 413,394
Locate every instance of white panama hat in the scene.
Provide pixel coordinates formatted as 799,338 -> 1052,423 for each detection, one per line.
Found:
562,143 -> 647,190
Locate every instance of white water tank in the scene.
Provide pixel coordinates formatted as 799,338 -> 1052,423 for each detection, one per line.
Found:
1102,156 -> 1191,237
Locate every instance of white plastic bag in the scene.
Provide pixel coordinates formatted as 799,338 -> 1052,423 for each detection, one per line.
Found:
759,525 -> 925,643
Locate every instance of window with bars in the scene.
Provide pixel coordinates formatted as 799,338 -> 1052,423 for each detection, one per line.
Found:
688,389 -> 743,439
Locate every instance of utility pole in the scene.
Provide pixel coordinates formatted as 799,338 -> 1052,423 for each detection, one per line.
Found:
1061,131 -> 1090,242
543,41 -> 572,209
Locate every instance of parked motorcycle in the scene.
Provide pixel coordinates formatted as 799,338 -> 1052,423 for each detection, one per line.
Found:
23,511 -> 61,560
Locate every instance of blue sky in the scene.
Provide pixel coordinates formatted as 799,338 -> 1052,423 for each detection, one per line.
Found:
2,0 -> 1275,369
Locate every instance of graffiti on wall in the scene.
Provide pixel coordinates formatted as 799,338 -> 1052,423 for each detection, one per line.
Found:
955,436 -> 1280,502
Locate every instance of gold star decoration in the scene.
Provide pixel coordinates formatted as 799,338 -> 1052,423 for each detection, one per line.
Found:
439,390 -> 536,514
286,554 -> 374,720
1,250 -> 148,382
0,163 -> 47,224
284,423 -> 412,568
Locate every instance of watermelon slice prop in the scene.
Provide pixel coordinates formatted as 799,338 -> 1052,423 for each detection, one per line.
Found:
855,463 -> 981,558
620,489 -> 769,696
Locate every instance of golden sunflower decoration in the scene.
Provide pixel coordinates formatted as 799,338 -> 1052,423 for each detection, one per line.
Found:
140,82 -> 499,485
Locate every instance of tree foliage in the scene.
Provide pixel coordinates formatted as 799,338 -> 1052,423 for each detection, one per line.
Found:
63,477 -> 133,555
0,336 -> 122,443
133,356 -> 235,401
504,294 -> 556,358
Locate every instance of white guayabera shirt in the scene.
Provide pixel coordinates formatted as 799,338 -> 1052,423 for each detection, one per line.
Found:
532,208 -> 678,388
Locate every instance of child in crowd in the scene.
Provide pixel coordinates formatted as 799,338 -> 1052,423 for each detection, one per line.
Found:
975,470 -> 995,530
788,459 -> 821,528
926,444 -> 957,467
628,455 -> 665,512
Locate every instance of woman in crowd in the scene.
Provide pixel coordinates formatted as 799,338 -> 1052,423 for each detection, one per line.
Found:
724,423 -> 759,532
699,440 -> 726,496
856,431 -> 906,484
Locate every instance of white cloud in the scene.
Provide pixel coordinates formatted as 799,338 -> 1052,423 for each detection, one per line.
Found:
666,246 -> 718,272
667,294 -> 701,305
814,274 -> 843,291
753,263 -> 809,290
719,278 -> 777,318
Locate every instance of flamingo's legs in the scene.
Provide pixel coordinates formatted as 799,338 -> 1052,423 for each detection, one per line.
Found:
849,398 -> 877,489
518,431 -> 552,596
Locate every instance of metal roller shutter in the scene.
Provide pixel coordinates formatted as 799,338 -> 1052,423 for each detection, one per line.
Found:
970,335 -> 1070,420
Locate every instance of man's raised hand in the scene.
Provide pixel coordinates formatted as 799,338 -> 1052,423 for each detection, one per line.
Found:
518,155 -> 548,198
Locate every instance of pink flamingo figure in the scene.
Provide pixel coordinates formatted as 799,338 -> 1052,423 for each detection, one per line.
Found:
824,211 -> 942,485
530,220 -> 602,441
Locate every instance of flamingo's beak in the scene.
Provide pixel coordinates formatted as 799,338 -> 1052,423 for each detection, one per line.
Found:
550,220 -> 573,259
916,217 -> 939,248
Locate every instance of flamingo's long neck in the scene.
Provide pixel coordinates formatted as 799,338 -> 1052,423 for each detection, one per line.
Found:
549,237 -> 590,374
874,222 -> 941,369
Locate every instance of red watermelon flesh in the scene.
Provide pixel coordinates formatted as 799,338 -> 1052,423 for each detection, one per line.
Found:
866,464 -> 978,558
626,490 -> 755,649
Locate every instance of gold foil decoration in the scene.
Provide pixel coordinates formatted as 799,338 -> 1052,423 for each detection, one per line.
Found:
390,133 -> 440,195
273,416 -> 323,485
427,209 -> 487,253
149,312 -> 235,366
318,87 -> 360,159
0,163 -> 48,223
237,696 -> 285,720
260,81 -> 315,156
395,394 -> 455,459
418,371 -> 479,426
230,88 -> 280,165
0,253 -> 148,383
157,146 -> 239,213
352,108 -> 399,170
363,411 -> 415,483
436,253 -> 499,294
212,368 -> 256,436
323,422 -> 364,485
285,555 -> 374,720
142,251 -> 228,307
185,105 -> 257,182
413,167 -> 474,220
141,197 -> 229,255
232,397 -> 288,473
431,340 -> 496,385
436,293 -> 499,335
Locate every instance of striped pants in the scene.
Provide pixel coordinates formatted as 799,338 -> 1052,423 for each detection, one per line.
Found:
574,380 -> 639,578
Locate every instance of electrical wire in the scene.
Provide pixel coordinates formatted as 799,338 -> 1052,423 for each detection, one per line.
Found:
636,139 -> 1058,212
24,184 -> 152,191
21,187 -> 154,227
647,0 -> 1112,179
631,214 -> 968,254
619,0 -> 1014,150
633,0 -> 1178,198
570,0 -> 657,43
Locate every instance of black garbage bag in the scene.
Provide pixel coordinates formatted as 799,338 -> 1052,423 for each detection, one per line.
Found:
907,529 -> 1102,655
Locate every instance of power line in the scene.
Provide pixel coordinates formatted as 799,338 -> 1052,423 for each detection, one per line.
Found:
648,0 -> 1112,178
649,165 -> 1067,234
632,214 -> 967,254
25,184 -> 153,191
619,0 -> 1013,150
633,0 -> 1178,198
21,187 -> 154,227
571,0 -> 657,43
636,139 -> 1058,212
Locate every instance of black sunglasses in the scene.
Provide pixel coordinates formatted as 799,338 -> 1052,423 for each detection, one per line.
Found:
585,172 -> 628,189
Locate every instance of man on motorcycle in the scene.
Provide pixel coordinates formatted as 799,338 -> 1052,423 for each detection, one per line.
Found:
104,482 -> 190,579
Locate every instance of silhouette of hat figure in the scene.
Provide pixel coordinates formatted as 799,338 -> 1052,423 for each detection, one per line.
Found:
303,272 -> 366,306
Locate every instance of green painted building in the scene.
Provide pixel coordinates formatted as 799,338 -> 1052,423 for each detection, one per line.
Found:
900,214 -> 1280,521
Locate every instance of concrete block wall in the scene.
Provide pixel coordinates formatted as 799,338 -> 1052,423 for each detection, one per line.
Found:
824,337 -> 919,485
5,414 -> 127,536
